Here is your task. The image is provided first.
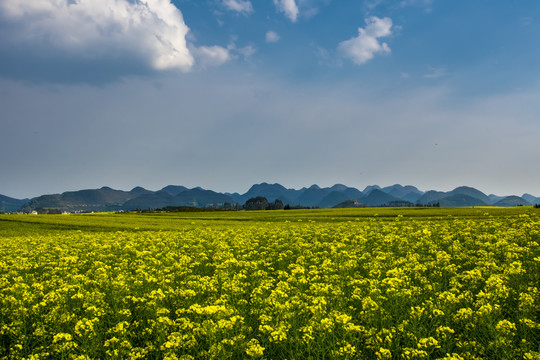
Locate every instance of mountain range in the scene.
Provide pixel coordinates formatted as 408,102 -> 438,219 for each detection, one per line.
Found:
1,183 -> 538,213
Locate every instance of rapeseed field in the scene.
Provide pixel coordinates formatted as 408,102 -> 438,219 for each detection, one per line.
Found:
0,208 -> 539,359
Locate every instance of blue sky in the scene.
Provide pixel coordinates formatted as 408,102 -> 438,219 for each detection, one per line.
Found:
1,0 -> 539,198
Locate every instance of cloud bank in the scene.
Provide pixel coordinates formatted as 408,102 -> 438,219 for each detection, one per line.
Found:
338,16 -> 392,65
0,0 -> 194,73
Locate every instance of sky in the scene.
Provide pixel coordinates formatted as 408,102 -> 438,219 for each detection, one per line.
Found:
1,0 -> 539,199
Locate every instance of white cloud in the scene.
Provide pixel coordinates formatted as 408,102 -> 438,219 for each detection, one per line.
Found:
193,45 -> 231,67
266,31 -> 280,43
273,0 -> 299,22
0,0 -> 194,72
338,16 -> 393,65
222,0 -> 253,14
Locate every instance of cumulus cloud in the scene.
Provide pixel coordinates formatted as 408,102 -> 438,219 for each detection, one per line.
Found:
0,0 -> 194,72
222,0 -> 253,14
338,16 -> 393,65
273,0 -> 299,22
266,31 -> 280,43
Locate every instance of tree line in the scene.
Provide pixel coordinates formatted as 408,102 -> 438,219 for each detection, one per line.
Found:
241,197 -> 316,211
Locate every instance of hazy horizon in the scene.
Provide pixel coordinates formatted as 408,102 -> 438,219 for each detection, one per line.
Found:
2,181 -> 538,201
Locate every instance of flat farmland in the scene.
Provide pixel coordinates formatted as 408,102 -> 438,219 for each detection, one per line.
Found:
0,208 -> 539,359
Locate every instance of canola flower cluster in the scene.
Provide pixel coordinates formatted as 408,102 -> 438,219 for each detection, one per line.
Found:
0,212 -> 539,359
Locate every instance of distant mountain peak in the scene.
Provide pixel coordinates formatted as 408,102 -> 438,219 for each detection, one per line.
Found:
522,193 -> 540,204
360,189 -> 399,206
452,185 -> 479,192
161,185 -> 188,196
0,194 -> 28,212
362,185 -> 381,195
130,186 -> 147,193
494,196 -> 531,207
248,183 -> 287,191
330,184 -> 349,192
449,186 -> 490,203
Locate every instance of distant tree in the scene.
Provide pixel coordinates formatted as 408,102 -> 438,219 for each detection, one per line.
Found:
267,199 -> 284,210
244,196 -> 269,210
386,200 -> 414,207
285,204 -> 313,210
37,208 -> 62,214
